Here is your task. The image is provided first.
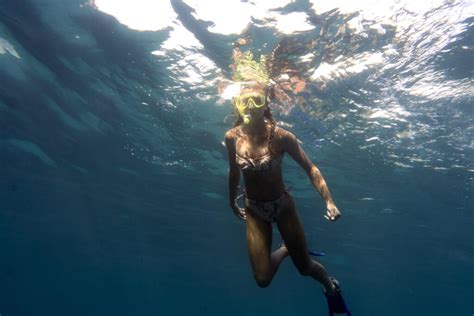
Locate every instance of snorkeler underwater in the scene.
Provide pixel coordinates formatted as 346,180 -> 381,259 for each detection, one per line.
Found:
0,0 -> 472,315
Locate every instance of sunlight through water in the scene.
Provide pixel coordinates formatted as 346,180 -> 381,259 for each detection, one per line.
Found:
92,0 -> 473,171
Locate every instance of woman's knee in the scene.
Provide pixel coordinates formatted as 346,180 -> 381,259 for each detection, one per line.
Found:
253,272 -> 273,288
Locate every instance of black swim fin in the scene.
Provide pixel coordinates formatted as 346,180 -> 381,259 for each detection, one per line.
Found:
324,277 -> 352,316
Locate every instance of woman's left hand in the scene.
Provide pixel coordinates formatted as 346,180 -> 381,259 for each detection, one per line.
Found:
324,204 -> 341,222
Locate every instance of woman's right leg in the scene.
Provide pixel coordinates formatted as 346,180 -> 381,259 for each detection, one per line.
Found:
245,208 -> 289,288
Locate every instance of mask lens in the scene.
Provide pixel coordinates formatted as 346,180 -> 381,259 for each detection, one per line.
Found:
241,94 -> 265,108
251,95 -> 265,107
235,97 -> 248,111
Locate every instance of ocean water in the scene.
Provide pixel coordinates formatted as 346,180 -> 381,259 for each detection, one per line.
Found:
0,1 -> 473,315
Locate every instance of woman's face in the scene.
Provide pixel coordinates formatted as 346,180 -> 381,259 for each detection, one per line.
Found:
234,87 -> 267,124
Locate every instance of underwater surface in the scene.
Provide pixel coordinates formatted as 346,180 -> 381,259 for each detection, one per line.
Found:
0,0 -> 473,315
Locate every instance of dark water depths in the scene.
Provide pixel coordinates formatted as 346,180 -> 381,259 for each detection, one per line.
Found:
1,1 -> 473,315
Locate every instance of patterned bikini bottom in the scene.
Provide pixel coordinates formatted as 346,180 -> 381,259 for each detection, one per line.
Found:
244,190 -> 291,223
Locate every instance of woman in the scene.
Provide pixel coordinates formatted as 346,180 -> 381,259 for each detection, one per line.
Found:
224,75 -> 351,314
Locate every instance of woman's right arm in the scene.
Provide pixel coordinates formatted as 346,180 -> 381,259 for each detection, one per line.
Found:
225,130 -> 245,220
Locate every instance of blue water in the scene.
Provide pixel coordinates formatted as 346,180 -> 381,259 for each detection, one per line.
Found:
1,1 -> 473,315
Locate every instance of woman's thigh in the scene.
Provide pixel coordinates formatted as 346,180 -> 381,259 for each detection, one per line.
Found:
245,208 -> 273,275
277,196 -> 312,271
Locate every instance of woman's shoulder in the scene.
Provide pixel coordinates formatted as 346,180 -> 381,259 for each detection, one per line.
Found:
274,126 -> 296,141
273,126 -> 300,153
225,126 -> 242,141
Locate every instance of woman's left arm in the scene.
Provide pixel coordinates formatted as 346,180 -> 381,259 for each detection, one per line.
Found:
282,130 -> 341,221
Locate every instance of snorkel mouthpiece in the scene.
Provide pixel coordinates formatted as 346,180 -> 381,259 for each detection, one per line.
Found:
236,104 -> 251,124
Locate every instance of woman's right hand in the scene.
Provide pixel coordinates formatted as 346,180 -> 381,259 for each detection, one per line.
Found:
231,203 -> 247,220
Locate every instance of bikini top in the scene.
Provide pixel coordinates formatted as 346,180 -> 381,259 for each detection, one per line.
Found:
235,151 -> 283,173
233,123 -> 282,172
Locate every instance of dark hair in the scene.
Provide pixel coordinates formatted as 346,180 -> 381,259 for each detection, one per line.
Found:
233,106 -> 277,154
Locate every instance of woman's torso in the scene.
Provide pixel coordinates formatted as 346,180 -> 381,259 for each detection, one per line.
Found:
232,124 -> 286,201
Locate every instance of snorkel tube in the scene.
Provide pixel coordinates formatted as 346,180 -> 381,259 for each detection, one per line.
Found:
232,96 -> 251,124
231,51 -> 270,125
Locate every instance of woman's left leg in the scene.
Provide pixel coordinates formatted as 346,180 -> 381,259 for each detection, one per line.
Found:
276,195 -> 336,294
245,208 -> 289,288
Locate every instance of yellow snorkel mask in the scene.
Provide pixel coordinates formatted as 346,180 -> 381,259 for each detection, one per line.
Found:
230,50 -> 270,124
233,92 -> 267,124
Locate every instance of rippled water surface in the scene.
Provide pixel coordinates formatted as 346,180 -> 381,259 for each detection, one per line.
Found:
1,1 -> 473,315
